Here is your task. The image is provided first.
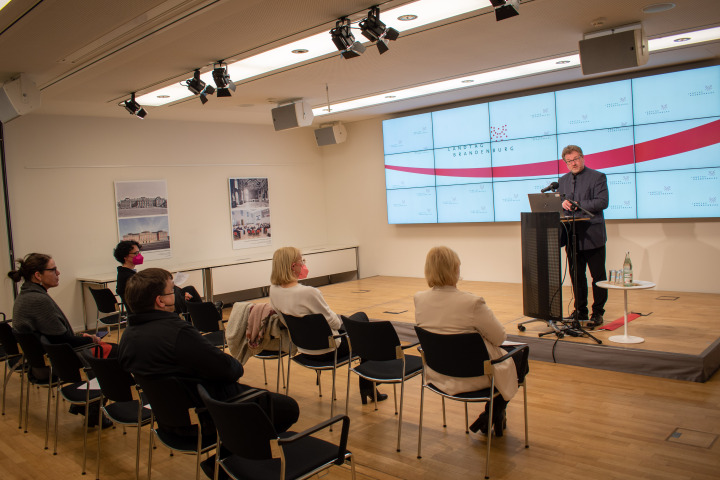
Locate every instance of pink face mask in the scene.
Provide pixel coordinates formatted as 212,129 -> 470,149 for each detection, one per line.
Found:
298,264 -> 309,280
132,252 -> 144,265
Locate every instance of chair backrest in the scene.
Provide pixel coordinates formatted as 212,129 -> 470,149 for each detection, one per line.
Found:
414,326 -> 490,378
14,331 -> 50,369
197,385 -> 277,460
133,374 -> 199,431
185,302 -> 221,333
83,354 -> 135,402
40,339 -> 84,383
0,320 -> 21,357
281,313 -> 335,351
89,288 -> 119,314
342,317 -> 400,362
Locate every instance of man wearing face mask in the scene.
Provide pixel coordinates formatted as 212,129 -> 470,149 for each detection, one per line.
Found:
118,268 -> 300,432
113,240 -> 203,313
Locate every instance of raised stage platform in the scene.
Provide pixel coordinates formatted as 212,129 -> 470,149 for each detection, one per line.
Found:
298,276 -> 720,383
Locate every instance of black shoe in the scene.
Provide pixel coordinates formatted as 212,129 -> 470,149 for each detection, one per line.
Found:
587,314 -> 604,328
493,410 -> 507,437
360,389 -> 388,405
564,311 -> 588,321
469,412 -> 489,434
88,414 -> 113,429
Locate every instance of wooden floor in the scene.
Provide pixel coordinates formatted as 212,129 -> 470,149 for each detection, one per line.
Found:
1,276 -> 719,480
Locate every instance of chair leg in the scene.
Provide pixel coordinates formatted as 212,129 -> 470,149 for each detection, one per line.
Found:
83,398 -> 92,475
523,380 -> 529,448
148,419 -> 155,480
285,355 -> 292,396
345,363 -> 351,415
393,383 -> 398,414
97,401 -> 103,480
397,379 -> 405,452
348,453 -> 356,480
1,360 -> 6,415
52,384 -> 59,453
485,396 -> 494,480
441,397 -> 446,428
261,358 -> 268,385
417,385 -> 425,459
316,370 -> 322,398
18,361 -> 25,429
136,402 -> 143,480
464,403 -> 469,434
23,371 -> 30,433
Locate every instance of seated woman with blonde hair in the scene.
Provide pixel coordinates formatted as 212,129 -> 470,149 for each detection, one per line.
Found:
269,246 -> 386,405
414,246 -> 518,436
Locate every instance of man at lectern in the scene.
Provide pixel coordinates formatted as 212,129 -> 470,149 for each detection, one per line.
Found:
558,145 -> 609,328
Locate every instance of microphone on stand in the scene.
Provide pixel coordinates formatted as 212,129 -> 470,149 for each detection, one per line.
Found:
540,181 -> 559,193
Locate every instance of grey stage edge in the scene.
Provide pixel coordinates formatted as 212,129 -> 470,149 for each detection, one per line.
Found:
386,320 -> 720,383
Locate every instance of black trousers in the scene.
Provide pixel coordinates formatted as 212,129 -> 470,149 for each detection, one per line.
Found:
566,244 -> 608,316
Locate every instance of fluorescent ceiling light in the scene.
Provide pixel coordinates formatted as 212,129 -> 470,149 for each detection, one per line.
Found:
136,0 -> 491,106
647,26 -> 720,51
313,55 -> 581,115
313,26 -> 720,116
0,0 -> 12,12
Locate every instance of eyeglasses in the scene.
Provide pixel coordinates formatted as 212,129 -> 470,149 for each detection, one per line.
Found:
564,156 -> 582,165
159,291 -> 175,297
42,267 -> 58,273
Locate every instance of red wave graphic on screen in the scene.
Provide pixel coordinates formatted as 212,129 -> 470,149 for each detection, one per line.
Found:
385,118 -> 720,178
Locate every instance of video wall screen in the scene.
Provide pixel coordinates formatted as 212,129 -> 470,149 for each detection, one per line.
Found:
383,65 -> 720,223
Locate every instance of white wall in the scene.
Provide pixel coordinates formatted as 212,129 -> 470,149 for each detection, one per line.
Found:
2,114 -> 329,329
321,117 -> 720,294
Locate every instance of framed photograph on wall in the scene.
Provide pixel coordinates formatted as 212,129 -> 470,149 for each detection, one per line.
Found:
228,177 -> 271,249
114,180 -> 172,260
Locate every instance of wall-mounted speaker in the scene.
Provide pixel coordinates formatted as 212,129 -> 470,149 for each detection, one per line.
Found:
0,75 -> 41,124
271,101 -> 314,131
579,27 -> 648,75
314,124 -> 347,146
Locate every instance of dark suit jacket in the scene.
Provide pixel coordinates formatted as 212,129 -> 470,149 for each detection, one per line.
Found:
558,166 -> 609,250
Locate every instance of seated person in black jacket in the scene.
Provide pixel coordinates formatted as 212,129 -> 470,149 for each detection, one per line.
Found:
114,240 -> 203,314
8,252 -> 114,427
117,268 -> 299,436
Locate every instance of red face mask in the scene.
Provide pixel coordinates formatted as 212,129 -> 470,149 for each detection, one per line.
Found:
298,264 -> 309,280
132,252 -> 144,265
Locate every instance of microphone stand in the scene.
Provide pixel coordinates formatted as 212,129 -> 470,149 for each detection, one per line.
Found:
559,195 -> 602,344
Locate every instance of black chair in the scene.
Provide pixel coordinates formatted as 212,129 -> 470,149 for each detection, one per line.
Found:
89,288 -> 126,338
133,374 -> 216,480
185,301 -> 226,349
197,384 -> 355,480
0,318 -> 25,422
14,331 -> 59,446
414,326 -> 529,480
280,313 -> 357,423
342,317 -> 423,452
83,354 -> 152,480
41,339 -> 103,474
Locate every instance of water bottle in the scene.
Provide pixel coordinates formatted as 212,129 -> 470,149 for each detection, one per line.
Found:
623,252 -> 633,286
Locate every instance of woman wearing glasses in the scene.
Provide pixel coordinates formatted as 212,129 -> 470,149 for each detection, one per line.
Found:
269,246 -> 386,404
8,253 -> 102,349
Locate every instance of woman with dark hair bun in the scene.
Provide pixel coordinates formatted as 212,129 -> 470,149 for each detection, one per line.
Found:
8,253 -> 100,349
9,253 -> 113,427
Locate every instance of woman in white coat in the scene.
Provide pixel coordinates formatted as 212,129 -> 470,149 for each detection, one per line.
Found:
414,246 -> 518,436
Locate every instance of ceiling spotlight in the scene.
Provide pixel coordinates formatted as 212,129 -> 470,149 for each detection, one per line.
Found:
121,93 -> 147,119
491,0 -> 519,21
212,62 -> 236,98
360,6 -> 400,54
330,17 -> 366,59
183,69 -> 215,104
